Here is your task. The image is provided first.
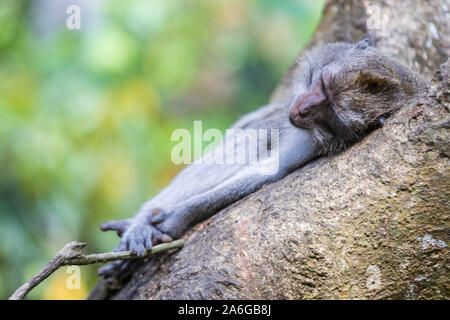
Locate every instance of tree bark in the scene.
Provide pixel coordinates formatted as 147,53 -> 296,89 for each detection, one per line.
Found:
90,0 -> 449,300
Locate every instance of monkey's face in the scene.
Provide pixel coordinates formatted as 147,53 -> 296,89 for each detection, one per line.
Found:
289,41 -> 415,151
288,73 -> 337,131
288,60 -> 362,146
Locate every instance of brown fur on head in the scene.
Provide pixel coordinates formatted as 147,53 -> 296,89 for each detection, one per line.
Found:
288,38 -> 425,155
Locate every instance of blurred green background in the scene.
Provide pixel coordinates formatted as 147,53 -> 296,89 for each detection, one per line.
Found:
0,0 -> 325,299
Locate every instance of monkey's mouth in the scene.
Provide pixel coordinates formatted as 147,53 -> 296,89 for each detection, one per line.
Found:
289,114 -> 313,130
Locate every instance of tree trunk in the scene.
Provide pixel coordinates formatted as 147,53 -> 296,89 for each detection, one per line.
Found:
90,0 -> 449,300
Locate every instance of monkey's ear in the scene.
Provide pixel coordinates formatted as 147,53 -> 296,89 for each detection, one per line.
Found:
357,70 -> 401,93
356,37 -> 372,50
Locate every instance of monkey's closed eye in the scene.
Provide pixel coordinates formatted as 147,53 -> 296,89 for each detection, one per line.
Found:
308,67 -> 314,86
320,74 -> 331,100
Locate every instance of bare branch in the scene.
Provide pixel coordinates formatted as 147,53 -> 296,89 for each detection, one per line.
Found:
8,240 -> 184,300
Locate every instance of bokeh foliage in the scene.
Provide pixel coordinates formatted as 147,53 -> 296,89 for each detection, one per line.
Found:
0,0 -> 324,299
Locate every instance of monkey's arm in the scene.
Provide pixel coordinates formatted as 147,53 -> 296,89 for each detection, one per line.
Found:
152,126 -> 315,239
101,116 -> 315,256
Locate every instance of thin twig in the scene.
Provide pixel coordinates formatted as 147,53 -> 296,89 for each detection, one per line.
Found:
8,239 -> 184,300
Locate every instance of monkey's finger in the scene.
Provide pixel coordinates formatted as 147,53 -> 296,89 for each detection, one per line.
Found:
144,235 -> 153,251
150,211 -> 169,224
115,241 -> 127,252
127,233 -> 147,256
116,260 -> 135,276
100,219 -> 132,236
152,227 -> 173,244
100,219 -> 132,231
151,228 -> 163,245
98,260 -> 124,277
161,234 -> 173,243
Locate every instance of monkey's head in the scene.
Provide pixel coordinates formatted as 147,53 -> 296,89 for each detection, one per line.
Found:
288,38 -> 422,154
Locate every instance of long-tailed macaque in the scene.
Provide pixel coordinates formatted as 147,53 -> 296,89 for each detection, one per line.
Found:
99,38 -> 425,277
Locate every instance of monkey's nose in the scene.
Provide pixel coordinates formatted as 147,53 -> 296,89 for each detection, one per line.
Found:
297,105 -> 310,116
290,88 -> 325,118
289,104 -> 310,120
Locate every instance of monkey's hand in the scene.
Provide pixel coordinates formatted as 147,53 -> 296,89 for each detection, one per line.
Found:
98,217 -> 172,278
101,218 -> 173,255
